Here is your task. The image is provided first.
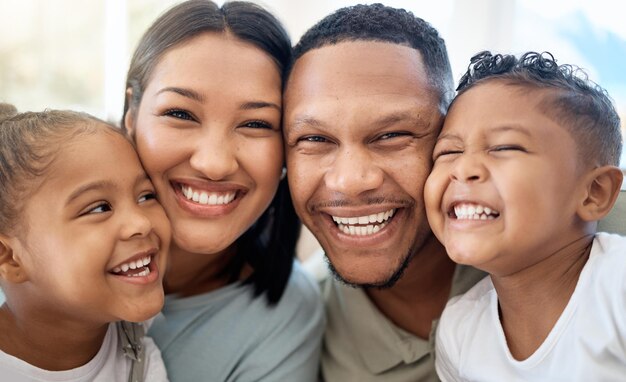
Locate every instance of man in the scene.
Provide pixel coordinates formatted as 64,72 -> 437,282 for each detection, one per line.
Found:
283,4 -> 484,381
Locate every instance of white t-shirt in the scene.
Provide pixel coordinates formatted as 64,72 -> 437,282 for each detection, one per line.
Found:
436,233 -> 626,382
0,322 -> 168,382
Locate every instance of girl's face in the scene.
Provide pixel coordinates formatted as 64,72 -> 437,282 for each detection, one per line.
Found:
9,129 -> 170,324
127,32 -> 283,256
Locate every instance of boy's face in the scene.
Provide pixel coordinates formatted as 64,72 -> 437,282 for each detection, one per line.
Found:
10,129 -> 170,324
425,81 -> 586,276
284,41 -> 443,287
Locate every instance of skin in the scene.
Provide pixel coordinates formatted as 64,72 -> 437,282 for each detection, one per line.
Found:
0,129 -> 170,370
424,81 -> 602,359
126,32 -> 283,296
284,41 -> 456,338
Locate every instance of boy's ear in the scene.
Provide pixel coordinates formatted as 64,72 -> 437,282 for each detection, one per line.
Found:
577,165 -> 624,222
124,87 -> 135,137
0,236 -> 28,284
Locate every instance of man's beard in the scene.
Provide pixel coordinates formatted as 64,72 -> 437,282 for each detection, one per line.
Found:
325,250 -> 414,290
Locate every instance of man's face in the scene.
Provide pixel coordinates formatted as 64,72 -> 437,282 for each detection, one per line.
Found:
284,41 -> 443,287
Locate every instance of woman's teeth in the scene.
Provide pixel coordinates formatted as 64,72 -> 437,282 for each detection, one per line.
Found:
181,185 -> 236,205
331,209 -> 395,236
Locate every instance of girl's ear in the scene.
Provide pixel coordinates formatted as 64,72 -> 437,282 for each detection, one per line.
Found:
577,166 -> 624,222
124,87 -> 135,137
0,236 -> 28,284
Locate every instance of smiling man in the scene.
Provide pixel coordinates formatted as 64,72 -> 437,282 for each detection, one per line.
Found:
283,4 -> 484,381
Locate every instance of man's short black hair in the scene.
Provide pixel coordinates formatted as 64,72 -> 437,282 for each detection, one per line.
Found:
291,3 -> 454,112
456,51 -> 623,167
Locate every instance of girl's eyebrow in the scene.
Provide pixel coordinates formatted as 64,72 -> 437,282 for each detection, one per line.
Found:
66,174 -> 150,205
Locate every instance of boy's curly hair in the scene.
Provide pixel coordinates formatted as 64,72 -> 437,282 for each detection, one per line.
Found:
454,51 -> 622,167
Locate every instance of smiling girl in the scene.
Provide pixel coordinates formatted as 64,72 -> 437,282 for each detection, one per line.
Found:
0,103 -> 170,381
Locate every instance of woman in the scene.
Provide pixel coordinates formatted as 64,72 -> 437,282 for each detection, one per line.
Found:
121,1 -> 324,381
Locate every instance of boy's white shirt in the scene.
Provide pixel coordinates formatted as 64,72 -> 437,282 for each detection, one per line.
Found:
435,232 -> 626,382
0,321 -> 168,382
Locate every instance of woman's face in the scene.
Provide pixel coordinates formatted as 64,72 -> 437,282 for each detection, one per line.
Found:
127,32 -> 283,255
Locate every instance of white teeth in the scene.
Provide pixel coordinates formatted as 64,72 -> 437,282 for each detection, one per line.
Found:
331,209 -> 396,236
131,268 -> 151,277
453,203 -> 499,220
181,185 -> 236,206
112,256 -> 152,274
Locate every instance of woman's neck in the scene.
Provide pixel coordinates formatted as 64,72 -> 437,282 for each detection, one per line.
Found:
0,303 -> 108,371
491,234 -> 594,360
163,243 -> 250,297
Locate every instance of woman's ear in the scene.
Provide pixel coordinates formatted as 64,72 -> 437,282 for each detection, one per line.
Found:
124,87 -> 135,137
577,166 -> 624,222
0,236 -> 28,284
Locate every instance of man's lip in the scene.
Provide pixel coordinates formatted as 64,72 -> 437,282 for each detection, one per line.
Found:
318,207 -> 406,247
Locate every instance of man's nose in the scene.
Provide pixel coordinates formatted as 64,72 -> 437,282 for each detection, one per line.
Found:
324,147 -> 384,197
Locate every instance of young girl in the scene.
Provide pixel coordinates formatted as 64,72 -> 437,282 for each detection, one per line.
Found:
0,103 -> 170,381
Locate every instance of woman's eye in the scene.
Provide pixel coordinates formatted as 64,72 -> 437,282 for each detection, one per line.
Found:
165,109 -> 194,121
138,192 -> 157,204
241,120 -> 273,129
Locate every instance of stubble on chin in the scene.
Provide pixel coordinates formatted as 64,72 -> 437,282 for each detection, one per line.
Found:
324,250 -> 414,290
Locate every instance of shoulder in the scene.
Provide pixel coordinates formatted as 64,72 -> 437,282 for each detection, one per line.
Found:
438,275 -> 494,342
589,233 -> 626,285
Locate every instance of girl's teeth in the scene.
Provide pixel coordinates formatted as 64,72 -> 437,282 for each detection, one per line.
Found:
112,256 -> 152,275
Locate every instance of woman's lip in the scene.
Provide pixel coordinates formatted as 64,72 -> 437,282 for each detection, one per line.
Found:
171,179 -> 247,193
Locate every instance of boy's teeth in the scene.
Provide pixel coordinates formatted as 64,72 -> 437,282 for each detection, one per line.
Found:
181,185 -> 236,206
331,208 -> 395,236
454,203 -> 499,220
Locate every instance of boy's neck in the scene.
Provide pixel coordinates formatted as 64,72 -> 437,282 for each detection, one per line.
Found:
491,233 -> 594,361
0,303 -> 108,371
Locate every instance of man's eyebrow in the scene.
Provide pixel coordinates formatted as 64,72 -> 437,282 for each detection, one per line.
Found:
287,115 -> 327,134
156,87 -> 204,103
239,101 -> 281,112
372,111 -> 430,129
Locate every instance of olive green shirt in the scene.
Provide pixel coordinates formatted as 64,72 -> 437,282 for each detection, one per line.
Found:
320,265 -> 485,382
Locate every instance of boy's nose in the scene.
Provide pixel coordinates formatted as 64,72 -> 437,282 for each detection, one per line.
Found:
450,153 -> 488,183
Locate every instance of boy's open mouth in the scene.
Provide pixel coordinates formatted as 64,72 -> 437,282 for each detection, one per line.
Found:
449,203 -> 500,220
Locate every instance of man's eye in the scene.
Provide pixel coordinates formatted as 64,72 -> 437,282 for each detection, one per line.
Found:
378,132 -> 408,140
300,136 -> 328,143
138,192 -> 157,204
165,109 -> 194,121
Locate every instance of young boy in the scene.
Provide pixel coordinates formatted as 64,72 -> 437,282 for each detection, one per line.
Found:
424,51 -> 625,381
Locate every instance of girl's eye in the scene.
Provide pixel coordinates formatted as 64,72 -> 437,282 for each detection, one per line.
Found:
241,120 -> 273,129
165,109 -> 194,121
81,202 -> 112,216
138,192 -> 157,204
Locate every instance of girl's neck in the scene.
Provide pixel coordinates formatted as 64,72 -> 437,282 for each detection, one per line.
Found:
163,243 -> 251,297
491,234 -> 594,360
0,303 -> 108,371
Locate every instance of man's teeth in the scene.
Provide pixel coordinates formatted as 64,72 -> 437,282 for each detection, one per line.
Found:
112,256 -> 151,274
331,209 -> 395,236
454,203 -> 499,220
181,185 -> 236,205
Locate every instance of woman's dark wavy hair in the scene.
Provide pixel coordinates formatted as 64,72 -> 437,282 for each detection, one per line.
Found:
290,3 -> 454,113
121,0 -> 299,305
456,51 -> 622,166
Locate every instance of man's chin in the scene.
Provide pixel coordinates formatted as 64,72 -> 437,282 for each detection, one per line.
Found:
325,251 -> 413,290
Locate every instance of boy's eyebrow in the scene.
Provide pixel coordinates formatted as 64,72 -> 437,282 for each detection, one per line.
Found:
488,125 -> 532,137
66,174 -> 150,205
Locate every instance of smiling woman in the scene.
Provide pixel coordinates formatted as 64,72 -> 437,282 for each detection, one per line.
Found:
120,1 -> 324,381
